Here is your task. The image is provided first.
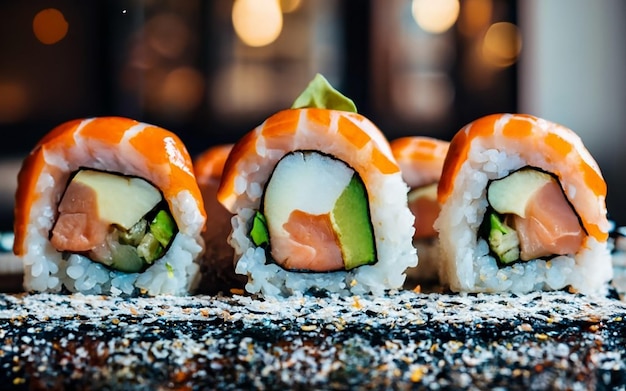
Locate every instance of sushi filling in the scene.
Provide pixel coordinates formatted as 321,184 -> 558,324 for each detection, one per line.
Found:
481,167 -> 585,266
50,169 -> 178,273
250,150 -> 377,272
407,183 -> 440,240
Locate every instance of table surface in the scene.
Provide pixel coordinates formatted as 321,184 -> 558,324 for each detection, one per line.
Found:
0,289 -> 625,390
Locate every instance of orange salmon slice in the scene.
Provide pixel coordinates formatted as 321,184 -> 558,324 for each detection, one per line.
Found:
272,209 -> 344,272
50,182 -> 108,252
510,179 -> 585,261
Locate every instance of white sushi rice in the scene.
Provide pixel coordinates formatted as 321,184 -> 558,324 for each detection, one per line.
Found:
19,120 -> 206,296
434,142 -> 613,296
230,166 -> 417,298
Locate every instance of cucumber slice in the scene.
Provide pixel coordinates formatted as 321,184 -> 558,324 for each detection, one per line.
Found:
109,244 -> 146,273
488,213 -> 520,265
250,211 -> 269,248
137,232 -> 164,264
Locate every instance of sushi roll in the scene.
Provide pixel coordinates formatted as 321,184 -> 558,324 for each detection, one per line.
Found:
217,74 -> 417,297
13,116 -> 206,296
435,113 -> 612,295
193,144 -> 246,294
390,136 -> 449,288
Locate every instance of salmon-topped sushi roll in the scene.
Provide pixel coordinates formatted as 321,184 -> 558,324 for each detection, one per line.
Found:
391,136 -> 449,288
193,143 -> 246,294
217,74 -> 417,297
435,113 -> 612,295
13,117 -> 206,296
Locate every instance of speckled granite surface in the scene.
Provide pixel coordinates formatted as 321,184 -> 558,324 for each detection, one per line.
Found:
0,290 -> 625,390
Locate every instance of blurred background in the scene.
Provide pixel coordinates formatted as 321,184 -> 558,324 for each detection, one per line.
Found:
0,0 -> 624,232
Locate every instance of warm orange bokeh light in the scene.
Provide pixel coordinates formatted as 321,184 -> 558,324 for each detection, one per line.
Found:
33,8 -> 69,45
280,0 -> 302,13
458,0 -> 493,36
0,82 -> 29,123
159,67 -> 205,115
482,22 -> 522,68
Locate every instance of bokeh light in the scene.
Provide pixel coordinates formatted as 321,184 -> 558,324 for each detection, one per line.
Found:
458,0 -> 492,37
145,13 -> 191,59
232,0 -> 283,47
482,22 -> 522,68
280,0 -> 302,13
32,8 -> 69,45
158,67 -> 205,115
0,82 -> 29,123
411,0 -> 460,34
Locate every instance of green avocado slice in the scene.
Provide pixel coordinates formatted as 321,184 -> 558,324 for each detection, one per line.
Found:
331,174 -> 376,270
150,210 -> 176,247
250,211 -> 270,248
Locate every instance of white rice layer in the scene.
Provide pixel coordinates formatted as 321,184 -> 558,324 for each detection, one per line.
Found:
435,143 -> 613,296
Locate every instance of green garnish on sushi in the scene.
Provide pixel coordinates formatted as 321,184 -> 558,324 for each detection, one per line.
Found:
291,73 -> 357,113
